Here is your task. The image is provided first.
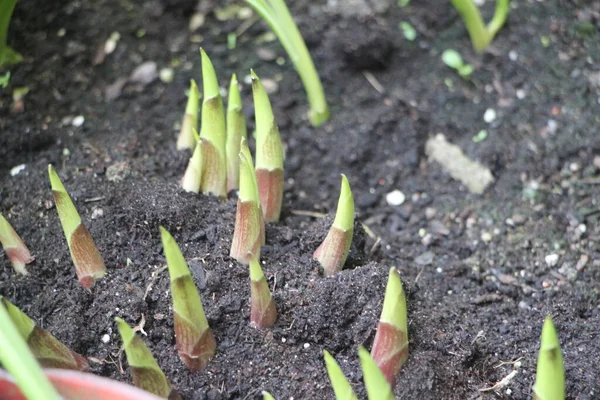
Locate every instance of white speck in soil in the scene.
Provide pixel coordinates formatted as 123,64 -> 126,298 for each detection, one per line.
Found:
545,253 -> 559,267
386,189 -> 406,206
101,334 -> 110,344
483,108 -> 497,123
72,115 -> 84,127
10,164 -> 26,176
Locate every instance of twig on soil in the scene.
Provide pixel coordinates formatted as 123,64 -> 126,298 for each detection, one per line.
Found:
143,265 -> 168,301
84,196 -> 105,203
362,71 -> 385,94
479,370 -> 517,392
290,209 -> 326,218
493,357 -> 523,369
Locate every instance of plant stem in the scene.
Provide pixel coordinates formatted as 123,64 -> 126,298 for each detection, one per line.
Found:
0,302 -> 61,400
487,0 -> 510,38
0,0 -> 22,67
450,0 -> 490,52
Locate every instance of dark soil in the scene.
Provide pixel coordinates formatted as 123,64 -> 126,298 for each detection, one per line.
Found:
1,0 -> 599,399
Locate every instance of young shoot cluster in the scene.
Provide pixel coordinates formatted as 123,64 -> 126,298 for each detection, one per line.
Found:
451,0 -> 510,52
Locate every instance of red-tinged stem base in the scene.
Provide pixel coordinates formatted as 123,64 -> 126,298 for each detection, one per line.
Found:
250,279 -> 277,329
5,246 -> 34,275
371,321 -> 408,385
174,314 -> 216,372
131,367 -> 180,400
70,224 -> 106,289
256,168 -> 284,222
313,226 -> 353,276
29,326 -> 89,370
230,199 -> 262,264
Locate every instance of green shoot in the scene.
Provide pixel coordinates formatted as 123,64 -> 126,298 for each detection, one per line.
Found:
230,138 -> 264,264
323,350 -> 358,400
226,73 -> 248,192
198,49 -> 227,197
451,0 -> 510,52
251,70 -> 284,222
1,296 -> 88,371
48,165 -> 106,289
262,392 -> 276,400
115,317 -> 179,399
249,259 -> 277,328
160,227 -> 216,371
245,0 -> 329,126
441,49 -> 473,77
0,0 -> 22,68
181,131 -> 202,193
533,316 -> 565,400
358,346 -> 394,400
177,79 -> 200,151
0,213 -> 34,275
371,267 -> 408,385
0,300 -> 61,400
313,174 -> 354,276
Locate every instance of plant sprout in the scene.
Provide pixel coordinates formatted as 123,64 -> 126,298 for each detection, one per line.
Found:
48,165 -> 106,289
226,73 -> 248,192
198,48 -> 227,197
1,296 -> 89,371
115,317 -> 180,399
371,267 -> 408,385
245,0 -> 329,126
451,0 -> 510,52
176,79 -> 200,151
249,259 -> 277,329
0,0 -> 22,68
251,70 -> 284,222
441,49 -> 473,77
313,174 -> 355,276
0,300 -> 61,400
181,128 -> 202,193
323,350 -> 358,400
533,316 -> 565,400
160,227 -> 216,371
358,346 -> 394,400
0,213 -> 34,275
262,392 -> 276,400
230,138 -> 265,264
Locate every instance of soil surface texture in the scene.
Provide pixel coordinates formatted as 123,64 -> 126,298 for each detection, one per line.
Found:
1,0 -> 599,399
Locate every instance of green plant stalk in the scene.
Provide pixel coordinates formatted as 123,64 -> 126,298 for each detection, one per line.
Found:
1,296 -> 88,371
48,165 -> 106,289
198,49 -> 227,197
226,74 -> 247,192
313,174 -> 354,276
0,301 -> 62,400
160,227 -> 216,371
371,267 -> 408,385
249,259 -> 277,328
251,70 -> 284,222
533,316 -> 565,400
358,346 -> 394,400
0,213 -> 34,275
230,138 -> 264,264
115,317 -> 180,399
451,0 -> 509,52
181,134 -> 202,193
0,0 -> 22,68
177,80 -> 200,151
246,0 -> 329,126
323,350 -> 358,400
262,392 -> 276,400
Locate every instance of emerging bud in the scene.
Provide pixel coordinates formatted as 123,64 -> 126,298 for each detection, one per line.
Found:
313,174 -> 354,276
371,267 -> 408,385
249,259 -> 276,328
358,346 -> 394,400
251,70 -> 284,222
198,49 -> 227,197
230,138 -> 264,264
323,350 -> 358,400
160,227 -> 216,371
262,392 -> 275,400
226,73 -> 248,193
48,165 -> 106,288
176,79 -> 200,151
0,213 -> 34,275
533,316 -> 565,400
115,317 -> 181,399
181,130 -> 202,193
1,296 -> 88,370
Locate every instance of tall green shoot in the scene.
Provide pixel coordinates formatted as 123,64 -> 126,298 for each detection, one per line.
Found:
451,0 -> 510,52
226,74 -> 247,192
533,316 -> 565,400
0,0 -> 22,67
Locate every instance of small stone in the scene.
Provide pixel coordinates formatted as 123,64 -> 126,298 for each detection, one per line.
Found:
516,89 -> 526,99
303,343 -> 310,349
101,334 -> 110,344
91,208 -> 104,219
545,254 -> 559,267
425,207 -> 437,219
593,156 -> 600,169
189,13 -> 205,31
414,251 -> 434,265
104,32 -> 120,55
386,190 -> 406,206
257,48 -> 277,61
261,78 -> 278,94
481,231 -> 492,243
72,115 -> 85,127
508,50 -> 518,61
483,108 -> 497,123
130,61 -> 158,85
159,68 -> 174,83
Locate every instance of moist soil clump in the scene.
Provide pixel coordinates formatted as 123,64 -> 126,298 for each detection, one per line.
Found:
1,0 -> 599,399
